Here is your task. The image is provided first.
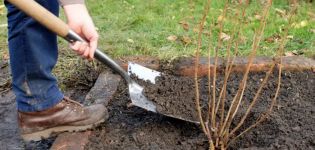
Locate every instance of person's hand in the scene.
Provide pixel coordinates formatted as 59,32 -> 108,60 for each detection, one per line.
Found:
63,4 -> 98,60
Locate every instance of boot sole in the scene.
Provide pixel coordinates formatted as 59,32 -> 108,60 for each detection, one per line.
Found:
21,119 -> 105,142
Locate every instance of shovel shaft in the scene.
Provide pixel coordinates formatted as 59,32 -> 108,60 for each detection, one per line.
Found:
7,0 -> 132,83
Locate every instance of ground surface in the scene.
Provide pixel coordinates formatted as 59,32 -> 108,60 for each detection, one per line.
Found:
0,60 -> 101,149
1,57 -> 314,149
86,69 -> 315,150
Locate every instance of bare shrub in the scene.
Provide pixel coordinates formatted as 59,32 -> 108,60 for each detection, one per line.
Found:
193,0 -> 297,149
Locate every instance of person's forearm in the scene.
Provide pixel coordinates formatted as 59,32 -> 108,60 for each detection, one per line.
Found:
59,0 -> 85,6
63,4 -> 91,25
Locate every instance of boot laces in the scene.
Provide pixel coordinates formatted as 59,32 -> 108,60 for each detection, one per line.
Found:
63,97 -> 84,113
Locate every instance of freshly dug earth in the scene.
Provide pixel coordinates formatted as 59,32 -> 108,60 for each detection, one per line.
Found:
86,70 -> 315,149
141,74 -> 207,123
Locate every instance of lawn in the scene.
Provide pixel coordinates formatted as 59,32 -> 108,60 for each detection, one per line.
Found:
0,0 -> 314,59
84,0 -> 314,58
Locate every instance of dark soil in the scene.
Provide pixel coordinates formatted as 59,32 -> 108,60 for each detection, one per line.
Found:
86,70 -> 315,150
136,74 -> 207,123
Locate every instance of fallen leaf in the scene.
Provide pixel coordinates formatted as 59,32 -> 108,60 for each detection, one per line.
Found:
285,52 -> 296,57
179,21 -> 189,31
275,8 -> 286,17
220,32 -> 231,41
287,35 -> 294,39
265,34 -> 281,43
193,27 -> 205,34
217,15 -> 224,22
181,36 -> 192,45
292,20 -> 308,29
127,39 -> 134,43
254,14 -> 262,20
193,27 -> 199,33
300,20 -> 308,27
292,50 -> 303,55
167,35 -> 177,41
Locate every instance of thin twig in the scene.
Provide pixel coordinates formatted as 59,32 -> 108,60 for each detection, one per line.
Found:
212,1 -> 229,147
194,0 -> 212,141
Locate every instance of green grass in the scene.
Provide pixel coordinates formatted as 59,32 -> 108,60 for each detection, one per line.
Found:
1,0 -> 314,60
83,0 -> 315,58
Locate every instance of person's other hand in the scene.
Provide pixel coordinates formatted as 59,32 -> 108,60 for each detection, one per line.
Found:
63,4 -> 98,60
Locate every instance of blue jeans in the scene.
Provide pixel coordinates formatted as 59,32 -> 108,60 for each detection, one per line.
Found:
5,0 -> 64,112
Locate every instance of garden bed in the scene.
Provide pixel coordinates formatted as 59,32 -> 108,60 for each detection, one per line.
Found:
86,65 -> 315,149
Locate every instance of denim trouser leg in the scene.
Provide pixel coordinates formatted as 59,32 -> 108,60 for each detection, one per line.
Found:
5,0 -> 64,112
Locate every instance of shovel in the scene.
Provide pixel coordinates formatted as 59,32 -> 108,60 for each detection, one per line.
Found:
7,0 -> 198,124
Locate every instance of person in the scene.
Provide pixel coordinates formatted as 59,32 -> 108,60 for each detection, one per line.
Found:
4,0 -> 108,141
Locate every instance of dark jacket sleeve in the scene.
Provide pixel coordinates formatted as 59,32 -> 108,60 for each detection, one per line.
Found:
59,0 -> 85,6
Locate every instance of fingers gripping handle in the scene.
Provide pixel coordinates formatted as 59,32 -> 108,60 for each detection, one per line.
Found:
65,31 -> 132,83
7,0 -> 69,37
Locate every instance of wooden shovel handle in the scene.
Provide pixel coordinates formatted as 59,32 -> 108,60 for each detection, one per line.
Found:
7,0 -> 70,37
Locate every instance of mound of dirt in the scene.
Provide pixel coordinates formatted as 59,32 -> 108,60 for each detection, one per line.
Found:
141,74 -> 207,122
86,70 -> 315,149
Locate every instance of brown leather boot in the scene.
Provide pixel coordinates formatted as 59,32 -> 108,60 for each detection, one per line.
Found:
18,97 -> 108,141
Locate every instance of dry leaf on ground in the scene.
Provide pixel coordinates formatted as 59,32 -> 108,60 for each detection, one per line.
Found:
217,15 -> 224,22
254,14 -> 262,20
275,8 -> 286,17
292,20 -> 308,29
265,34 -> 281,43
287,35 -> 294,39
167,35 -> 178,42
179,21 -> 189,31
181,36 -> 192,45
220,32 -> 231,41
127,39 -> 134,43
285,52 -> 296,57
193,27 -> 199,33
